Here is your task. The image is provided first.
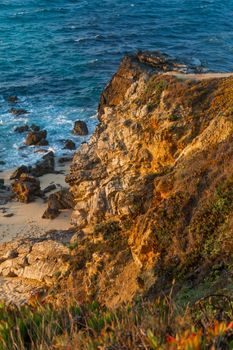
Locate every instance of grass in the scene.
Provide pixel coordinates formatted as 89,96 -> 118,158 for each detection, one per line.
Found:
1,294 -> 233,349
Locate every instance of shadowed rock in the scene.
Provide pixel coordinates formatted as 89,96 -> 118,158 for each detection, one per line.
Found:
42,188 -> 74,219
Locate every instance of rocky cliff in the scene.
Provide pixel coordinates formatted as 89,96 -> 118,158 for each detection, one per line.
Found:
1,52 -> 233,306
65,52 -> 233,305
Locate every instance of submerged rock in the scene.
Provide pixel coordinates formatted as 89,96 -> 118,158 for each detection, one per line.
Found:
9,108 -> 28,116
73,120 -> 88,135
6,95 -> 19,103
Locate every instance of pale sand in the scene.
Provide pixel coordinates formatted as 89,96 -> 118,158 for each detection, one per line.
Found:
0,163 -> 72,243
164,71 -> 233,80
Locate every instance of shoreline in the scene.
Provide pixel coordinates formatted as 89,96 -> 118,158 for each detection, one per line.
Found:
0,160 -> 72,244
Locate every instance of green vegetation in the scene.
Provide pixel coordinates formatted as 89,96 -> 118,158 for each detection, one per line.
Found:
1,294 -> 233,349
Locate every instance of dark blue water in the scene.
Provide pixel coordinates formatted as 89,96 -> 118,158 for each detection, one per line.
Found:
1,0 -> 233,169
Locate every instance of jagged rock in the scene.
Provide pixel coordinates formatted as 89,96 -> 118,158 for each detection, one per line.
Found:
10,165 -> 29,180
73,121 -> 88,135
25,130 -> 48,146
9,108 -> 28,116
14,125 -> 29,133
64,139 -> 76,150
31,151 -> 55,177
42,188 -> 74,219
11,173 -> 41,203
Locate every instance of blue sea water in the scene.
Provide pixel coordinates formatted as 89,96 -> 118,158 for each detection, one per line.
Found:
0,0 -> 233,170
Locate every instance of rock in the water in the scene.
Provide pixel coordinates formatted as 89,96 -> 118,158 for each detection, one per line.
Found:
31,151 -> 54,177
14,125 -> 30,133
6,96 -> 19,103
11,173 -> 41,203
73,121 -> 88,136
10,165 -> 30,180
25,130 -> 48,146
64,139 -> 76,150
9,108 -> 28,116
42,188 -> 74,219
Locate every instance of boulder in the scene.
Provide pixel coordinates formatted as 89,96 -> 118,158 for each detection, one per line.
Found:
25,130 -> 48,146
73,121 -> 88,136
11,173 -> 41,203
14,125 -> 29,133
64,139 -> 76,150
10,165 -> 30,180
31,151 -> 55,177
9,108 -> 28,116
42,188 -> 74,219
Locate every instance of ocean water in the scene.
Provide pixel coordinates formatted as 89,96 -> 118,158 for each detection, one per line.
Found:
0,0 -> 233,170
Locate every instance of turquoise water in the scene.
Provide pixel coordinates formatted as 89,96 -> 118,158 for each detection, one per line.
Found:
0,0 -> 233,169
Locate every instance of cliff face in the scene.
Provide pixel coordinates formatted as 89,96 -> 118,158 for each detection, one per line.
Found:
66,53 -> 233,305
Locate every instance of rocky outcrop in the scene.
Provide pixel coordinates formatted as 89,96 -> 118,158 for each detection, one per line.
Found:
66,53 -> 233,304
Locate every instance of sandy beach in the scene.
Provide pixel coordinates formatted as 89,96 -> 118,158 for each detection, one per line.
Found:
0,162 -> 72,243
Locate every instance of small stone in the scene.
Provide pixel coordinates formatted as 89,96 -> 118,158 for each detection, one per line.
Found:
3,213 -> 14,218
